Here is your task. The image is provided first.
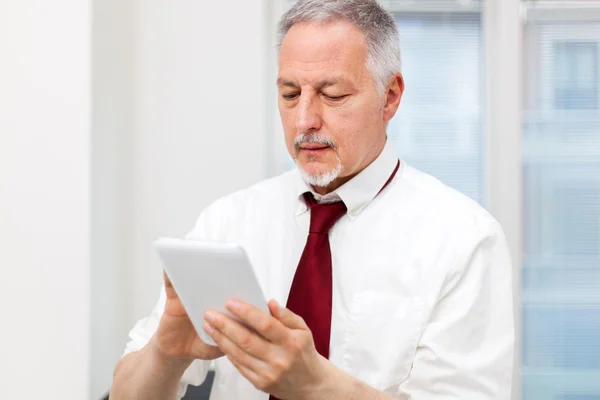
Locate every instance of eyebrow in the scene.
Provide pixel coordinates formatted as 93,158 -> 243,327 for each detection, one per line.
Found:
276,78 -> 345,90
277,78 -> 299,89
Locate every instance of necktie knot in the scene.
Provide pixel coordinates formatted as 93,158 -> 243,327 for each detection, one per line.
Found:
303,193 -> 347,234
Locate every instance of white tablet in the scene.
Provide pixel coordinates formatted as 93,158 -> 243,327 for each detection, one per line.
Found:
153,237 -> 269,346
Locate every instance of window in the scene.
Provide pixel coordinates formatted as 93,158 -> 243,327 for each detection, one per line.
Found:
276,2 -> 600,398
555,42 -> 599,110
389,8 -> 485,204
522,6 -> 600,399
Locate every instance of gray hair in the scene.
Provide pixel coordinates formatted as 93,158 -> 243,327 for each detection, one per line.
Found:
277,0 -> 401,96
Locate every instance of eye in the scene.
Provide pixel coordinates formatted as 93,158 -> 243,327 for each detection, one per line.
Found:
324,94 -> 348,101
282,93 -> 299,100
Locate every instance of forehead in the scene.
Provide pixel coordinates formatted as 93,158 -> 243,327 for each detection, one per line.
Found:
278,20 -> 368,84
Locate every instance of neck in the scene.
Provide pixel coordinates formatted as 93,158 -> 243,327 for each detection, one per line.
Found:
312,175 -> 352,196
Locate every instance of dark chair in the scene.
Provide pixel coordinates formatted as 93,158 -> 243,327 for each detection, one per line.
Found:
103,371 -> 215,400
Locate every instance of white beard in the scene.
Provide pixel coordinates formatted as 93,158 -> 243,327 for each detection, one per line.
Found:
296,158 -> 343,188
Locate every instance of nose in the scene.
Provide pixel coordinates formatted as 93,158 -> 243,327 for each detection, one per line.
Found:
295,92 -> 322,134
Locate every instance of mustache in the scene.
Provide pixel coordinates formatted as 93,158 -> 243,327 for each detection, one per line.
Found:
293,133 -> 337,150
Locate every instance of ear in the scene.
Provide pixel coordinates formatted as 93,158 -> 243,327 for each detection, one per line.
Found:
383,73 -> 405,123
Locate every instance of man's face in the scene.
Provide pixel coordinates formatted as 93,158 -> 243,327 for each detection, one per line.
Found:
277,20 -> 401,190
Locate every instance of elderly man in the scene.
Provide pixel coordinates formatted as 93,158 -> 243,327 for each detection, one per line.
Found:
110,0 -> 514,399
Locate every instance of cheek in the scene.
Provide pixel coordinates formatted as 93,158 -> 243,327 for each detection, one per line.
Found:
280,107 -> 297,152
323,109 -> 365,159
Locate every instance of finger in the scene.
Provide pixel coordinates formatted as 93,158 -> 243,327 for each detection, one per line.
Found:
162,270 -> 187,316
163,271 -> 177,298
229,359 -> 265,391
205,311 -> 270,361
225,299 -> 287,343
268,300 -> 307,330
204,322 -> 268,373
191,339 -> 224,360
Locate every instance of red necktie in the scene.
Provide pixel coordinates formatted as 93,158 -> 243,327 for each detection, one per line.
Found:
286,195 -> 347,359
269,161 -> 399,400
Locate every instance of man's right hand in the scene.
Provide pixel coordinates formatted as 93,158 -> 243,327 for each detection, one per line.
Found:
150,271 -> 224,362
110,272 -> 222,400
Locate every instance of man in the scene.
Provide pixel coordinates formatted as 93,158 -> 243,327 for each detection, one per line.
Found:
110,0 -> 514,399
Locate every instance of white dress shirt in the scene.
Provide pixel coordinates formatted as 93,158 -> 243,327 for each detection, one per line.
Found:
123,139 -> 514,399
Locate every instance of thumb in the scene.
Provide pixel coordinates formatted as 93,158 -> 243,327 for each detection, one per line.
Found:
269,300 -> 307,330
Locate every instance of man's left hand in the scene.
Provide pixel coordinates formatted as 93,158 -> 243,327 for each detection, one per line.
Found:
203,299 -> 331,400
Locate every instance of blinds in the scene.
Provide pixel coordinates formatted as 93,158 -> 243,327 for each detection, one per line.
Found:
522,2 -> 600,398
388,2 -> 484,204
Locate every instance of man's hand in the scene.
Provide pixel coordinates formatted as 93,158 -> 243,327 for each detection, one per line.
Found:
151,271 -> 224,362
203,299 -> 331,400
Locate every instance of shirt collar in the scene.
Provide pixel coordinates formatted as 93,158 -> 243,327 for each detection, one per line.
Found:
294,138 -> 399,220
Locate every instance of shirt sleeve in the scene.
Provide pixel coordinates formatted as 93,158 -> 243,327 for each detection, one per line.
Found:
396,219 -> 515,399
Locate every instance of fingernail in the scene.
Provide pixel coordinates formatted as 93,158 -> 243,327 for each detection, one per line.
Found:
273,300 -> 283,317
205,311 -> 216,322
227,299 -> 241,312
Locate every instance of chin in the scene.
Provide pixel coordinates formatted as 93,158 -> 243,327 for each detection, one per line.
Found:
297,161 -> 343,187
297,159 -> 332,174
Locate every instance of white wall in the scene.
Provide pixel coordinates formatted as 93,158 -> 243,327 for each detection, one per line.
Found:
0,1 -> 91,399
95,0 -> 275,395
0,1 -> 276,397
91,0 -> 135,398
130,0 -> 272,323
91,1 -> 275,395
